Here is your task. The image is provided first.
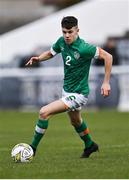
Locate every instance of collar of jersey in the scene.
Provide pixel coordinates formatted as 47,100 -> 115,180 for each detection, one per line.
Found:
66,36 -> 81,47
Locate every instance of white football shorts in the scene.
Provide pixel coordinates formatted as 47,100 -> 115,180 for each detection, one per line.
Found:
61,89 -> 88,111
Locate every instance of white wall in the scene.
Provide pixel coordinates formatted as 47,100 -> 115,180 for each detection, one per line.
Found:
0,0 -> 129,63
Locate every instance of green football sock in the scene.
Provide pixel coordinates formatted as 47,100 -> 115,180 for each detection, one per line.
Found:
74,120 -> 93,148
31,119 -> 48,149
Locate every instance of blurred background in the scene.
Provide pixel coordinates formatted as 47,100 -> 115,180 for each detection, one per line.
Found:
0,0 -> 129,111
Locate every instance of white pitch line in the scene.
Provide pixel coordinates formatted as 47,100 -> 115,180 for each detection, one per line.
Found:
60,144 -> 129,150
0,144 -> 129,152
0,148 -> 10,151
102,144 -> 129,148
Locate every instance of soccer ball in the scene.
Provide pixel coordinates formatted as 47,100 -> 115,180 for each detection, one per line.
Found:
11,143 -> 34,163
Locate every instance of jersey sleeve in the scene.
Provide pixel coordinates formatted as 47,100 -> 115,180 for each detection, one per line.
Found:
82,43 -> 99,59
94,47 -> 99,59
50,37 -> 62,56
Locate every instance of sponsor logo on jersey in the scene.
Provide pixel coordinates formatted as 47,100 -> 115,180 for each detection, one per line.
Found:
61,47 -> 64,51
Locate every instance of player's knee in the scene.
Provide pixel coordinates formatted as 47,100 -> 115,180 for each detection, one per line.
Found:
39,107 -> 50,120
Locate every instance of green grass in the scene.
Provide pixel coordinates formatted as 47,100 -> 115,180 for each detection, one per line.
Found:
0,110 -> 129,179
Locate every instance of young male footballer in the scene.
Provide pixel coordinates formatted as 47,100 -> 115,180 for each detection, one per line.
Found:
26,16 -> 113,158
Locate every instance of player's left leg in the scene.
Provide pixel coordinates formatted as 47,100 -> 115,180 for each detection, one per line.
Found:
68,110 -> 99,158
68,110 -> 93,148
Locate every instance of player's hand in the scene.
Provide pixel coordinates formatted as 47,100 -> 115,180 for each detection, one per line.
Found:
101,82 -> 111,97
25,56 -> 40,66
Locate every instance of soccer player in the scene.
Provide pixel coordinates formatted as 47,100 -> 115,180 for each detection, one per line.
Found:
26,16 -> 113,158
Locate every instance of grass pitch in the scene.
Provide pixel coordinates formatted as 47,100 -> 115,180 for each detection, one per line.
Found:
0,110 -> 129,179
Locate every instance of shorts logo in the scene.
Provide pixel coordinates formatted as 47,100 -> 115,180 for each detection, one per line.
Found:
67,95 -> 76,101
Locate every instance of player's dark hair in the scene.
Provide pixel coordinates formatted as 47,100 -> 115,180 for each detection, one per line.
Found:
61,16 -> 78,29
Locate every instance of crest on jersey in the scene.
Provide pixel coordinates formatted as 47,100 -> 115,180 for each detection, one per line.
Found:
74,51 -> 80,60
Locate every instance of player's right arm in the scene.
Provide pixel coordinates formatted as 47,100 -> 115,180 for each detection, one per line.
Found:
25,50 -> 53,66
26,37 -> 62,66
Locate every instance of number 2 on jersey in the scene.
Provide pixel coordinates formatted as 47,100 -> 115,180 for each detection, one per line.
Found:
66,56 -> 71,66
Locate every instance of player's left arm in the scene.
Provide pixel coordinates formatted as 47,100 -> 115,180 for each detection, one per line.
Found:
98,48 -> 113,97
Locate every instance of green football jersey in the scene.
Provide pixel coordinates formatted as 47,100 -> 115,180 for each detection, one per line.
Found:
51,36 -> 98,95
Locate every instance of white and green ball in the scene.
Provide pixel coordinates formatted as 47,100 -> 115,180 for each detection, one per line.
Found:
11,143 -> 34,163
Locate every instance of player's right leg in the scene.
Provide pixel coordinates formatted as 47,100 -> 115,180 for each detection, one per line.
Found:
30,99 -> 68,155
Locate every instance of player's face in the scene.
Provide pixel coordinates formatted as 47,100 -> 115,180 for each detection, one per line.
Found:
62,26 -> 79,44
